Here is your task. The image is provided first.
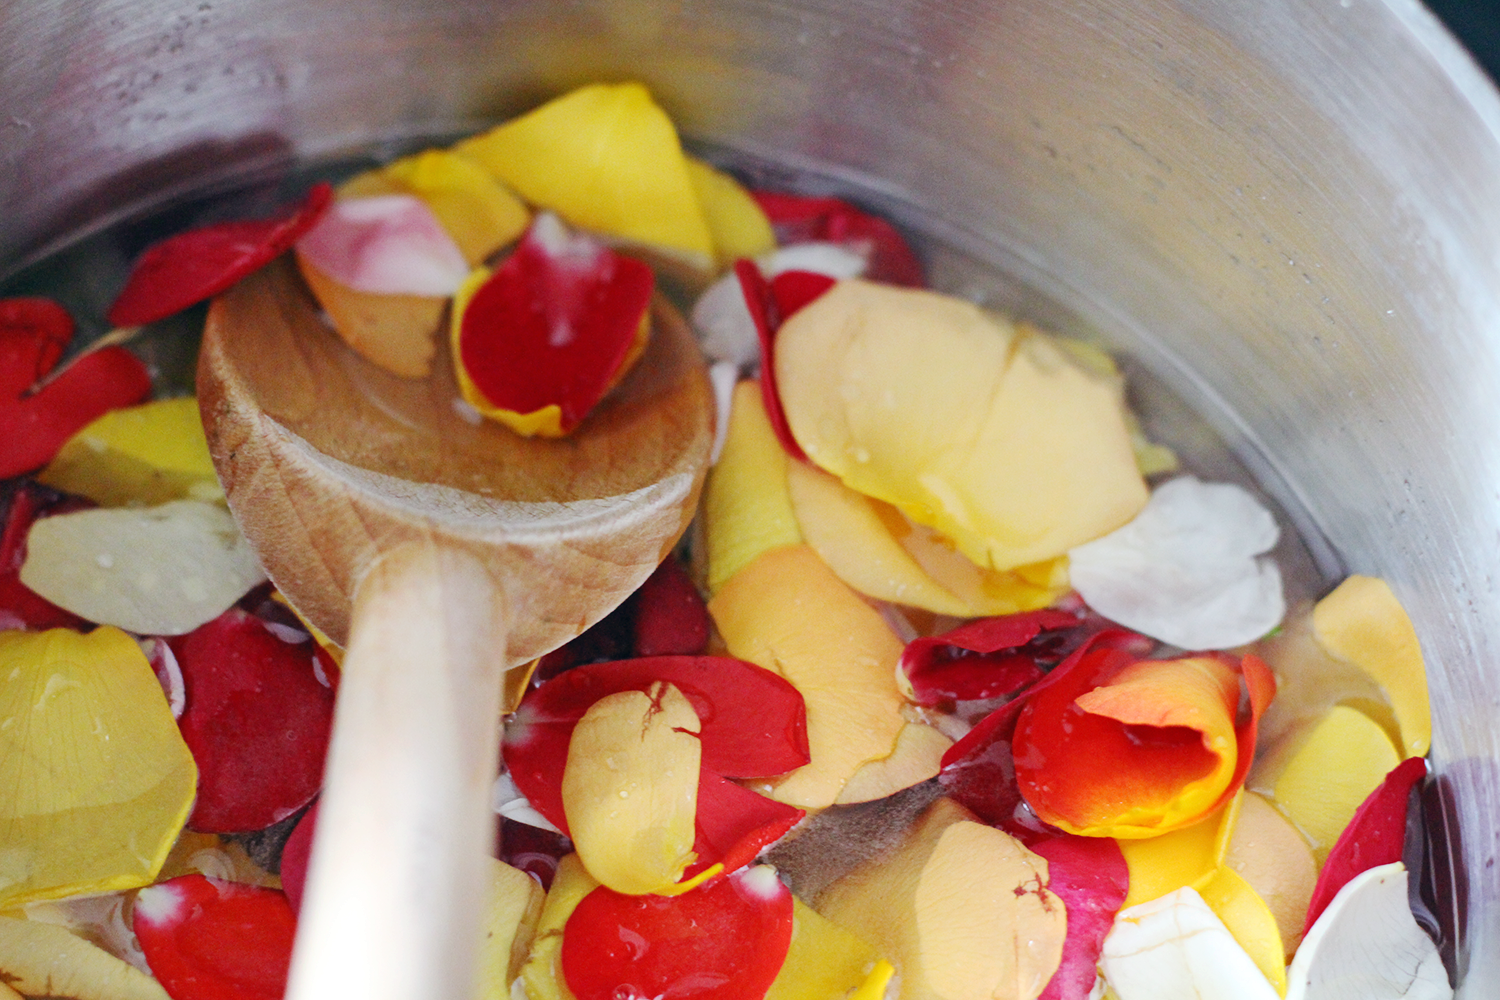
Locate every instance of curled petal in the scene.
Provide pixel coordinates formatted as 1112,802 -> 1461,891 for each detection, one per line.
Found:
900,609 -> 1081,705
736,260 -> 815,461
938,630 -> 1147,830
1013,647 -> 1273,838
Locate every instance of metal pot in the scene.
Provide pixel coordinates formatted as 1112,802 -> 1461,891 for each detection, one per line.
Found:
3,0 -> 1497,993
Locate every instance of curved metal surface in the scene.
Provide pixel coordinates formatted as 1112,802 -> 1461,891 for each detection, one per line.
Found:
4,0 -> 1499,989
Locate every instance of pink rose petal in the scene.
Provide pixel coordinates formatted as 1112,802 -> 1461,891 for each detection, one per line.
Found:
296,194 -> 470,296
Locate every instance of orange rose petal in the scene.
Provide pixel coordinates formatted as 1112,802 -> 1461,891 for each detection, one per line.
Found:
1014,649 -> 1268,839
1224,653 -> 1277,811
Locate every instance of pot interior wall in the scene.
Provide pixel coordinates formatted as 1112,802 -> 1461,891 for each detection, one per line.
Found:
4,0 -> 1499,988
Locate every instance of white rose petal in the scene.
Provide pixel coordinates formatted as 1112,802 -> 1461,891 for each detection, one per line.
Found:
491,771 -> 562,834
692,272 -> 760,368
1101,886 -> 1280,1000
20,499 -> 267,636
1067,476 -> 1285,649
1285,863 -> 1451,1000
758,241 -> 868,279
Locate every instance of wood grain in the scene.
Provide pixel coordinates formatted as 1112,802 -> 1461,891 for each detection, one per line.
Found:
198,256 -> 713,657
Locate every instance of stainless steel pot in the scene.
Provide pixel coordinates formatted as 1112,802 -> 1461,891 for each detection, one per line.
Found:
4,0 -> 1497,993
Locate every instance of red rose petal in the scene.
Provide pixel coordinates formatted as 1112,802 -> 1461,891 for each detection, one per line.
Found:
690,771 -> 804,879
632,558 -> 711,657
458,220 -> 654,432
751,190 -> 925,286
938,700 -> 1030,829
734,259 -> 807,462
134,874 -> 296,1000
1009,644 -> 1274,837
503,655 -> 808,878
901,609 -> 1082,706
0,481 -> 89,629
561,867 -> 794,1000
504,655 -> 810,829
1305,755 -> 1428,932
1224,653 -> 1277,813
768,269 -> 837,323
168,607 -> 336,833
1031,835 -> 1130,1000
0,297 -> 152,478
0,298 -> 70,397
107,183 -> 333,327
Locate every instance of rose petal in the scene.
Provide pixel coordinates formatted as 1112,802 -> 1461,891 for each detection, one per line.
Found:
454,212 -> 654,435
168,607 -> 335,833
1287,863 -> 1451,1000
505,655 -> 809,809
502,655 -> 809,878
735,260 -> 812,462
757,241 -> 869,280
750,190 -> 924,286
134,874 -> 295,1000
561,866 -> 793,1000
0,481 -> 89,629
632,557 -> 711,657
900,609 -> 1082,705
938,630 -> 1146,829
108,183 -> 331,326
1012,645 -> 1271,838
1305,756 -> 1427,932
295,193 -> 470,296
0,297 -> 152,478
1067,477 -> 1285,650
1032,835 -> 1131,1000
691,247 -> 863,371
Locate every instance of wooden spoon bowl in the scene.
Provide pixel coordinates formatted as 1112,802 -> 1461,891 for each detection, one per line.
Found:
199,255 -> 713,655
197,256 -> 713,1000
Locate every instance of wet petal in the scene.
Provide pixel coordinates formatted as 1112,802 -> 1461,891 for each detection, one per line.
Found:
0,627 -> 197,907
452,213 -> 653,436
1286,863 -> 1451,1000
455,82 -> 715,267
1013,646 -> 1271,838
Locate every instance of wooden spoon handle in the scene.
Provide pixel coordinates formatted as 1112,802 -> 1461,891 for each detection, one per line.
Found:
286,540 -> 509,1000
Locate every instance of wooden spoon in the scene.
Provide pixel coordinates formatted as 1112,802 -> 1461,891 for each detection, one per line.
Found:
197,257 -> 713,1000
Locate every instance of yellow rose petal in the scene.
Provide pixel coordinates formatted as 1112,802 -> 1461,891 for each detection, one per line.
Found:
0,627 -> 197,908
383,148 -> 531,264
456,83 -> 714,267
775,281 -> 1147,571
703,381 -> 802,594
561,683 -> 701,895
1312,576 -> 1431,757
685,157 -> 776,264
39,397 -> 221,507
